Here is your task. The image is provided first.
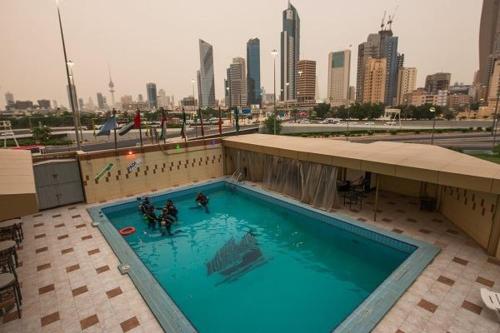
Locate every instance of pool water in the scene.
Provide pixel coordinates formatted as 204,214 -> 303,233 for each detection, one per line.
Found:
104,183 -> 413,333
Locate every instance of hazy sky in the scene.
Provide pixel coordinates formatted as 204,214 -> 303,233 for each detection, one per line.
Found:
0,0 -> 482,109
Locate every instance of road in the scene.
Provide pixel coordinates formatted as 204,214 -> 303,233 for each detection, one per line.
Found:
281,120 -> 494,134
341,132 -> 497,150
43,125 -> 259,153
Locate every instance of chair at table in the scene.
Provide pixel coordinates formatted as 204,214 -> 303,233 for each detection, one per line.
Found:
0,273 -> 22,319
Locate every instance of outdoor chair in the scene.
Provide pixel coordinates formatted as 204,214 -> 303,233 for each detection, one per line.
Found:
0,273 -> 22,319
343,190 -> 363,210
480,288 -> 500,321
0,222 -> 23,245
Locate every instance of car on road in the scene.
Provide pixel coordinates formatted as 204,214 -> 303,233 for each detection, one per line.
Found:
320,118 -> 340,124
364,121 -> 375,126
385,121 -> 398,126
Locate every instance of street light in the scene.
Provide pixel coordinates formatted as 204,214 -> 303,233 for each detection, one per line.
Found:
430,106 -> 437,145
56,0 -> 81,150
271,49 -> 278,135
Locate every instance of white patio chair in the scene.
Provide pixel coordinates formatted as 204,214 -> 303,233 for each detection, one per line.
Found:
480,288 -> 500,321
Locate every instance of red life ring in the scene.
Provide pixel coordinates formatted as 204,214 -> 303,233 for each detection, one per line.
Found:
119,226 -> 136,236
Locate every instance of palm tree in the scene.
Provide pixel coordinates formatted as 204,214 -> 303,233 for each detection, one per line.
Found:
32,126 -> 51,144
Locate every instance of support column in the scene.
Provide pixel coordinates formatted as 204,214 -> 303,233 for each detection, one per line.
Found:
373,175 -> 380,221
487,194 -> 500,256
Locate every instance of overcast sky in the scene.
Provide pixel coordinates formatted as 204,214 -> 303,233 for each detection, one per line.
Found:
0,0 -> 482,108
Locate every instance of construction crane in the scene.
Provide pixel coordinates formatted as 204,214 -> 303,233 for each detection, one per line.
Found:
387,5 -> 399,31
380,10 -> 387,31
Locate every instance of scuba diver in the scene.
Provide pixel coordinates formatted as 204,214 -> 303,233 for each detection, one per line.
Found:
165,199 -> 178,220
159,211 -> 175,236
144,204 -> 158,229
195,192 -> 209,213
138,197 -> 151,214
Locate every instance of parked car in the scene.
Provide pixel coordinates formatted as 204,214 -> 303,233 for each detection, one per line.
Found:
320,118 -> 340,124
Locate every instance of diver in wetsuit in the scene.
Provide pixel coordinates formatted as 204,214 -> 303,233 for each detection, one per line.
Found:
195,192 -> 209,213
165,200 -> 178,220
138,197 -> 151,214
144,204 -> 158,229
159,210 -> 175,236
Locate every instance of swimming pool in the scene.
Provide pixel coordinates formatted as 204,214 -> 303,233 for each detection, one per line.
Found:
89,179 -> 439,333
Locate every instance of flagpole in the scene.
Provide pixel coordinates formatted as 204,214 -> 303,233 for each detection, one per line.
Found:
112,108 -> 117,151
136,109 -> 143,149
163,108 -> 167,144
218,106 -> 222,138
199,108 -> 205,138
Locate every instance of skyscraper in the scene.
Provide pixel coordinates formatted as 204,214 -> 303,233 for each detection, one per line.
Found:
356,33 -> 381,102
297,60 -> 316,105
379,31 -> 400,105
479,0 -> 500,88
227,57 -> 247,108
108,71 -> 115,108
425,73 -> 451,94
327,50 -> 351,106
146,82 -> 157,109
356,24 -> 401,106
96,92 -> 106,110
246,38 -> 261,106
363,58 -> 387,104
4,92 -> 14,107
280,1 -> 300,101
396,67 -> 417,105
198,39 -> 216,108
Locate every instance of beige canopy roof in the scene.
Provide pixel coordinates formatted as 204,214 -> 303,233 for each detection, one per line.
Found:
223,134 -> 500,194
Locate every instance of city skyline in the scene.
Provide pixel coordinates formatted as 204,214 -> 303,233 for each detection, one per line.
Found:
0,0 -> 482,109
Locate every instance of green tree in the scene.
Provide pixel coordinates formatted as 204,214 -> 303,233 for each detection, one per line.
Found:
32,126 -> 51,144
265,114 -> 282,134
313,103 -> 331,119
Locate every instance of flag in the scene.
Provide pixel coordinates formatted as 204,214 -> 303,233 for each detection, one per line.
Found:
234,108 -> 240,133
160,109 -> 167,140
134,110 -> 141,129
198,108 -> 205,137
218,107 -> 222,137
96,116 -> 117,136
135,109 -> 143,148
181,108 -> 187,142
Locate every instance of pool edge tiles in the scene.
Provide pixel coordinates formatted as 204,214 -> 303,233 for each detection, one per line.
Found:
87,178 -> 440,333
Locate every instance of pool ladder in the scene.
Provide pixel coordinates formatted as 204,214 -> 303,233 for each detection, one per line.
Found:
230,169 -> 243,183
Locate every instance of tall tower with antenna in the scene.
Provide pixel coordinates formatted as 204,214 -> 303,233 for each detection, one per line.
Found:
108,65 -> 115,108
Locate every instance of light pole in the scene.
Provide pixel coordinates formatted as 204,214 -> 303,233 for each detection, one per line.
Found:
492,91 -> 500,150
56,1 -> 81,150
67,60 -> 83,144
346,105 -> 351,141
430,106 -> 437,145
271,49 -> 278,135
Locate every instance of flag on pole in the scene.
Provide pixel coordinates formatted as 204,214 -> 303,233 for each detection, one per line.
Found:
96,115 -> 118,136
198,108 -> 205,138
159,108 -> 167,141
234,107 -> 240,134
181,108 -> 188,143
135,109 -> 143,148
218,106 -> 222,137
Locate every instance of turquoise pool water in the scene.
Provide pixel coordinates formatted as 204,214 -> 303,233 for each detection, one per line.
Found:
103,183 -> 414,333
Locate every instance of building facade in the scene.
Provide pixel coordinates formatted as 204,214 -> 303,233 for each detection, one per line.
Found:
96,92 -> 106,110
246,38 -> 261,106
297,60 -> 316,105
199,39 -> 216,108
396,67 -> 417,105
479,0 -> 500,88
227,57 -> 248,108
280,2 -> 300,101
379,31 -> 400,106
362,58 -> 387,104
4,92 -> 14,107
146,82 -> 157,109
425,73 -> 451,94
327,50 -> 351,106
356,33 -> 381,102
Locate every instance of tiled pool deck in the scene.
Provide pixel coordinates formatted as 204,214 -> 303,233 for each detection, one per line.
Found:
1,184 -> 500,333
